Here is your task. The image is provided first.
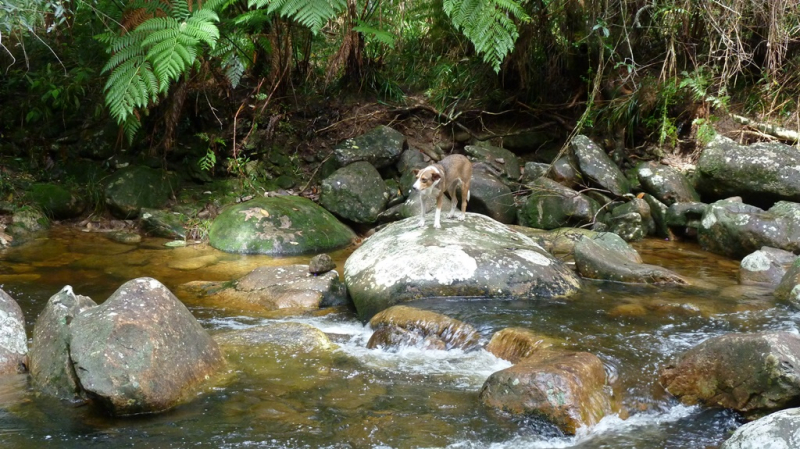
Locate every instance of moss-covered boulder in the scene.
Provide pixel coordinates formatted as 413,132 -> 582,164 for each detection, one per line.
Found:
140,208 -> 187,239
344,213 -> 581,320
26,183 -> 86,219
0,288 -> 27,375
636,162 -> 700,206
334,125 -> 406,169
104,165 -> 178,219
518,177 -> 599,229
319,161 -> 388,224
569,134 -> 630,196
209,196 -> 356,255
6,206 -> 49,242
660,332 -> 800,417
695,135 -> 800,206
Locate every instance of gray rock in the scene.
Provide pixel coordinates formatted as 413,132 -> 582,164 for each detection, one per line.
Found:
643,194 -> 671,238
740,247 -> 797,285
377,191 -> 453,223
468,168 -> 516,224
29,286 -> 97,401
636,162 -> 700,205
720,408 -> 800,449
104,166 -> 179,219
775,259 -> 800,307
569,135 -> 630,196
0,288 -> 27,375
518,177 -> 599,229
698,199 -> 800,258
575,233 -> 687,284
660,332 -> 800,416
140,208 -> 187,240
319,161 -> 388,224
333,125 -> 406,169
696,135 -> 800,206
666,201 -> 707,235
464,144 -> 521,181
309,254 -> 336,275
522,162 -> 549,184
6,206 -> 49,240
605,198 -> 653,241
214,321 -> 335,353
344,213 -> 581,320
396,148 -> 428,174
70,277 -> 225,415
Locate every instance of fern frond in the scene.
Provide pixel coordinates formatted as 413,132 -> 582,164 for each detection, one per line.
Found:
250,0 -> 346,33
354,21 -> 396,48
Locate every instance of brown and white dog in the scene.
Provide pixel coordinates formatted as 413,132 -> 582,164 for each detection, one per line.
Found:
412,154 -> 472,228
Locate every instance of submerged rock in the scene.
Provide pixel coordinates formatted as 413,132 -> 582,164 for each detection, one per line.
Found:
344,213 -> 581,320
569,135 -> 630,196
739,247 -> 797,286
69,277 -> 225,415
0,288 -> 27,375
367,305 -> 480,351
214,321 -> 335,353
309,254 -> 336,275
29,286 -> 97,401
319,161 -> 388,224
574,233 -> 687,284
485,328 -> 556,364
479,350 -> 615,435
208,196 -> 356,256
104,165 -> 178,219
334,125 -> 406,169
720,407 -> 800,449
181,265 -> 347,312
659,332 -> 800,416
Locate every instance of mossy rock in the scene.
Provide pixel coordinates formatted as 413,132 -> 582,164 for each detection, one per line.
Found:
104,166 -> 179,219
209,196 -> 356,255
26,183 -> 86,219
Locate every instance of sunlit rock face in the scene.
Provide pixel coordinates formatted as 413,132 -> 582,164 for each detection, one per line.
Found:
0,288 -> 28,375
366,305 -> 480,352
720,407 -> 800,449
344,213 -> 581,321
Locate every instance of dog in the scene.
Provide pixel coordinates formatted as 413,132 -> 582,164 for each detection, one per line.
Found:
412,154 -> 472,229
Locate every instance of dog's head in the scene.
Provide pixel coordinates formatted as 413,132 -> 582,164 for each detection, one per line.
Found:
412,166 -> 441,191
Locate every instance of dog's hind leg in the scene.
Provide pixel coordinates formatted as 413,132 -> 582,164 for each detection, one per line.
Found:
459,179 -> 470,221
447,182 -> 459,219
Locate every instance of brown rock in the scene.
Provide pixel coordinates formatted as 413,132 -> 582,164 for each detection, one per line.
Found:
367,305 -> 480,351
485,328 -> 556,363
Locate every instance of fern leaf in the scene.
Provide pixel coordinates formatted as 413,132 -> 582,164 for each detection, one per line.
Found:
259,0 -> 346,33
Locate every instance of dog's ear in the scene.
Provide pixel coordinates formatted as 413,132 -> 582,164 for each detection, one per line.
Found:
431,171 -> 441,181
412,169 -> 420,176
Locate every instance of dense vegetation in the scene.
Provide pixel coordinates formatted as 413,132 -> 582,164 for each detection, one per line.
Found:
1,0 -> 799,171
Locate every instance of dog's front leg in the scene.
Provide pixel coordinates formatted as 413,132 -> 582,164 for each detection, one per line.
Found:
434,193 -> 443,228
418,191 -> 427,227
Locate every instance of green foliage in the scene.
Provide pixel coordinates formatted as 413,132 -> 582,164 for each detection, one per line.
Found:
443,0 -> 529,72
97,0 -> 223,142
247,0 -> 346,33
679,68 -> 729,110
693,117 -> 717,147
197,132 -> 225,172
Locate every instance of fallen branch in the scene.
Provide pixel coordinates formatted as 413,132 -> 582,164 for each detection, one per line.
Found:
731,114 -> 799,143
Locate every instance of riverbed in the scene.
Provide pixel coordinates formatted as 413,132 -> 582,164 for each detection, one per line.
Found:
0,226 -> 795,448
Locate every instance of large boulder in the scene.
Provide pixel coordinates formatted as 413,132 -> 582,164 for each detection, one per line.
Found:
659,332 -> 800,416
739,247 -> 797,286
319,161 -> 388,224
140,208 -> 187,240
367,305 -> 480,351
104,165 -> 178,219
333,125 -> 406,169
344,213 -> 581,320
6,206 -> 49,240
464,144 -> 521,181
635,162 -> 700,205
467,167 -> 516,224
569,135 -> 630,196
695,135 -> 800,206
29,286 -> 97,401
518,177 -> 599,229
720,407 -> 800,449
69,278 -> 226,415
179,265 -> 347,312
209,196 -> 356,255
0,288 -> 27,375
575,233 -> 687,284
479,350 -> 615,435
26,183 -> 86,219
698,198 -> 800,259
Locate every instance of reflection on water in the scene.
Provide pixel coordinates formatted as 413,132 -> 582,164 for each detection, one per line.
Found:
0,227 -> 796,448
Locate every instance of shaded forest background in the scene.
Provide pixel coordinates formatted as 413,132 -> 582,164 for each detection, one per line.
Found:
1,0 -> 799,182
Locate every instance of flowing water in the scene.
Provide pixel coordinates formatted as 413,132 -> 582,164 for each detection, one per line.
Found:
0,227 -> 796,448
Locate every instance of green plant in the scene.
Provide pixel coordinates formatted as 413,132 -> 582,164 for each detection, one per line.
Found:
197,132 -> 225,173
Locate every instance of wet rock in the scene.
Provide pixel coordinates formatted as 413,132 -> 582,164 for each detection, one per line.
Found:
319,161 -> 388,224
309,254 -> 336,275
106,230 -> 142,244
334,125 -> 406,169
6,206 -> 49,240
522,162 -> 549,184
377,191 -> 454,223
535,227 -> 602,257
666,201 -> 707,237
396,148 -> 428,174
29,286 -> 97,401
720,407 -> 800,449
604,198 -> 652,241
698,198 -> 800,259
464,144 -> 521,181
26,183 -> 86,219
575,233 -> 687,284
344,213 -> 581,320
569,135 -> 630,196
485,328 -> 556,363
479,350 -> 615,435
69,277 -> 225,415
181,265 -> 347,311
367,305 -> 480,351
642,194 -> 671,238
739,247 -> 797,285
659,332 -> 800,416
518,177 -> 599,229
468,167 -> 516,224
695,135 -> 800,206
0,288 -> 27,375
214,321 -> 335,353
635,162 -> 700,206
140,208 -> 187,240
104,166 -> 179,219
775,258 -> 800,307
208,196 -> 356,255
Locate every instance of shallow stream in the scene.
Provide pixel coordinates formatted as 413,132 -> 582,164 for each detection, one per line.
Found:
0,227 -> 796,448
